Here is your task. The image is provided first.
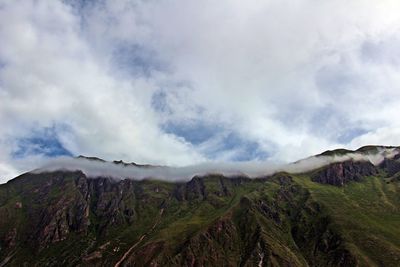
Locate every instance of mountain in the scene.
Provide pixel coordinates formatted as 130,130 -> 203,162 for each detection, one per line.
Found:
1,146 -> 400,266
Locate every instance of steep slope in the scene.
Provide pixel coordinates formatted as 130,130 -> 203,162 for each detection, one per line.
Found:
0,147 -> 400,266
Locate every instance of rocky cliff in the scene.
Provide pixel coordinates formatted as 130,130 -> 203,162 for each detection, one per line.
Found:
312,160 -> 378,186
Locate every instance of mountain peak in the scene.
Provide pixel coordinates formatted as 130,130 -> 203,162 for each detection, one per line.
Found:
319,145 -> 399,157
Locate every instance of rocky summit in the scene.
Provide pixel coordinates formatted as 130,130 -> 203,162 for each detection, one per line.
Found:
1,146 -> 400,266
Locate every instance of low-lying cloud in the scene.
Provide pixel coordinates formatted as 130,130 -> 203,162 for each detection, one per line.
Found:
32,147 -> 399,182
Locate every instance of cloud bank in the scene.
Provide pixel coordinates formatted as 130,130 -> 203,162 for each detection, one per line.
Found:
1,1 -> 400,182
32,147 -> 399,182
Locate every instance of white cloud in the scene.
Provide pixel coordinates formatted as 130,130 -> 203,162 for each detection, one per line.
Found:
33,147 -> 399,182
1,0 -> 400,182
0,0 -> 206,183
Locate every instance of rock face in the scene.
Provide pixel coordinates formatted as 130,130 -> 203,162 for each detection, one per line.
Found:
312,160 -> 378,186
379,154 -> 400,177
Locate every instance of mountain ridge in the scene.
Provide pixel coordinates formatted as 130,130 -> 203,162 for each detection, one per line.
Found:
24,145 -> 400,183
1,145 -> 400,266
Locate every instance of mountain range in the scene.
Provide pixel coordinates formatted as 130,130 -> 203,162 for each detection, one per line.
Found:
1,145 -> 400,266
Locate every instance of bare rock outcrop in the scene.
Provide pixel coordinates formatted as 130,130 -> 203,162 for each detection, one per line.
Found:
312,160 -> 378,186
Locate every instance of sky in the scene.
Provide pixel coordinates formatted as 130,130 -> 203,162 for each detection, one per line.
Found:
1,0 -> 400,182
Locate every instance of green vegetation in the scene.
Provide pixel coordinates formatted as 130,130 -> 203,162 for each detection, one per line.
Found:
0,162 -> 400,266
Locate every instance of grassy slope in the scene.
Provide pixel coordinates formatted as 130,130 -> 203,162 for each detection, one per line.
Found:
293,174 -> 400,266
128,173 -> 400,266
0,171 -> 400,266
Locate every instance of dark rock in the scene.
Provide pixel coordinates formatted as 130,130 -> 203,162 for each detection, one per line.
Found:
312,160 -> 378,186
173,176 -> 207,201
379,157 -> 400,177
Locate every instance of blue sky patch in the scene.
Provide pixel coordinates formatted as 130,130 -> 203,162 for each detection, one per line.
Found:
13,127 -> 72,158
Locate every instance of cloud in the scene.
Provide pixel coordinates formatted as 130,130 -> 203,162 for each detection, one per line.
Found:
32,147 -> 399,182
1,0 -> 400,182
0,0 -> 206,183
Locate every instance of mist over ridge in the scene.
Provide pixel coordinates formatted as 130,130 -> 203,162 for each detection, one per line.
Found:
31,146 -> 400,182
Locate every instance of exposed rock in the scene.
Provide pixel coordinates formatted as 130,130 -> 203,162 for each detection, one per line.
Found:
258,200 -> 282,225
379,155 -> 400,177
185,176 -> 206,200
312,160 -> 378,186
12,172 -> 136,251
173,176 -> 207,201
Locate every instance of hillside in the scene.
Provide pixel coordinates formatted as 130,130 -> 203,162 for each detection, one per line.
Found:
0,147 -> 400,266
